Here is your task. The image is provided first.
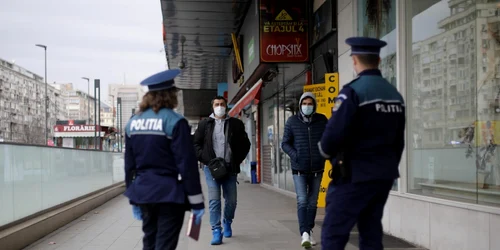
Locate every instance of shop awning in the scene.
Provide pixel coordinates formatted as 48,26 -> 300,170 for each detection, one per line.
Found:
54,132 -> 106,138
228,79 -> 263,117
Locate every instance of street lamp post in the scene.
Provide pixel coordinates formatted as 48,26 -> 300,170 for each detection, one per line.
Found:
109,95 -> 115,128
94,79 -> 101,150
82,77 -> 91,124
117,97 -> 122,152
35,44 -> 48,145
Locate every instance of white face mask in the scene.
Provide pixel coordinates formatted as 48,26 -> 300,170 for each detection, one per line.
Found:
214,106 -> 226,117
301,105 -> 314,116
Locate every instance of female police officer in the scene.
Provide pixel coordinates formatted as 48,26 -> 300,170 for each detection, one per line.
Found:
123,69 -> 205,250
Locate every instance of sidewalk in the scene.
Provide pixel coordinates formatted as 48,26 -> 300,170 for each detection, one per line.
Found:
25,172 -> 425,250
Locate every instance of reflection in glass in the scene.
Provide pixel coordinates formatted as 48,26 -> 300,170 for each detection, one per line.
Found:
357,0 -> 398,190
282,77 -> 306,193
408,0 -> 500,206
260,98 -> 277,187
278,89 -> 287,190
0,144 -> 123,227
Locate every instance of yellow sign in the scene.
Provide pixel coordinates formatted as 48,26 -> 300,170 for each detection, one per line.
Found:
231,33 -> 243,75
275,9 -> 293,21
303,73 -> 339,208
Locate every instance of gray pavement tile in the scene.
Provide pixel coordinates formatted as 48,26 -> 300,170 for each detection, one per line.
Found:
23,170 -> 423,250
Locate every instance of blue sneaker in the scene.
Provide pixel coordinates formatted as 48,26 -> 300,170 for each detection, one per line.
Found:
211,229 -> 223,245
223,220 -> 232,238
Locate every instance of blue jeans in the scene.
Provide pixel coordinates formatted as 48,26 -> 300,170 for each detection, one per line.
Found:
293,172 -> 323,235
203,166 -> 238,231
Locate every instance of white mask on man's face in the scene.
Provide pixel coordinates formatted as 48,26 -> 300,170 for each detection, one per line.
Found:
214,106 -> 226,117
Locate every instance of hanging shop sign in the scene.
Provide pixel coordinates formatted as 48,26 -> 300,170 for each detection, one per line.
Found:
259,0 -> 309,63
303,72 -> 339,208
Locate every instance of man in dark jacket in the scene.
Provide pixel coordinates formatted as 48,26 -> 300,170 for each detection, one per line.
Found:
193,96 -> 251,245
281,92 -> 328,249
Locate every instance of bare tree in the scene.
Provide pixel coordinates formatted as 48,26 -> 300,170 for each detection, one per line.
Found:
22,117 -> 45,145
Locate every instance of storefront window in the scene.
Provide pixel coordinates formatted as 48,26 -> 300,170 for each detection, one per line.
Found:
408,0 -> 500,206
260,82 -> 278,186
357,0 -> 397,87
281,75 -> 307,193
357,0 -> 398,190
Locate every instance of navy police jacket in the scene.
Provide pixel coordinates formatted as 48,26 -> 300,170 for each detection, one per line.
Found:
319,69 -> 406,183
282,113 -> 328,173
124,108 -> 204,210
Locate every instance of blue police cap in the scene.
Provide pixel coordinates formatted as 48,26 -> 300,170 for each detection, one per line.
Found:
345,37 -> 387,56
140,68 -> 181,91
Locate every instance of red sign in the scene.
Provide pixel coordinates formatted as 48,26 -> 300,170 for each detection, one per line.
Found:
53,125 -> 100,132
259,0 -> 309,63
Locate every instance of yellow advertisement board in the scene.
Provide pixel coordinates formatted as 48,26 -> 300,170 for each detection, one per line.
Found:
475,121 -> 500,146
303,73 -> 339,208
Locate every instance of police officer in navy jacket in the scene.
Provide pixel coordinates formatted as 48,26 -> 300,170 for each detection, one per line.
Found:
318,37 -> 406,250
124,69 -> 205,250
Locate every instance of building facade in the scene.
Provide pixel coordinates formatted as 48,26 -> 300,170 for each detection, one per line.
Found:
108,84 -> 145,133
340,0 -> 500,249
225,0 -> 500,249
0,58 -> 66,144
100,102 -> 114,128
57,83 -> 96,125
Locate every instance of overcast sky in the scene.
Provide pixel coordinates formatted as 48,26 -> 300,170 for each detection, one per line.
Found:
0,0 -> 166,102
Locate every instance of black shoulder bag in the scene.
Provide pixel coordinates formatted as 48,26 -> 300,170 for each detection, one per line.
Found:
207,121 -> 230,180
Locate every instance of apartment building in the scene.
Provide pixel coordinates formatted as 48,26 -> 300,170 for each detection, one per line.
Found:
108,84 -> 145,131
58,83 -> 96,124
100,102 -> 114,128
0,58 -> 66,144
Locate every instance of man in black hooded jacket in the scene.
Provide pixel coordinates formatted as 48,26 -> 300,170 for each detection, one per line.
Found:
281,92 -> 328,248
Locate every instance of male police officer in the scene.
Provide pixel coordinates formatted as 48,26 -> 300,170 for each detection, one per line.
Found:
124,69 -> 205,250
318,37 -> 405,250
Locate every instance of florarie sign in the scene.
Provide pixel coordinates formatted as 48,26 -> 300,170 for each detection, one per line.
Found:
54,125 -> 100,132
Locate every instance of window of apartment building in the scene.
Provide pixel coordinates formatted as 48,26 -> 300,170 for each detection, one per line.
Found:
408,0 -> 500,207
357,0 -> 398,189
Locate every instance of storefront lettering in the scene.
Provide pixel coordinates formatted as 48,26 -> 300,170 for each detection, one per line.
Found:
304,85 -> 325,93
63,125 -> 95,132
263,25 -> 304,33
263,21 -> 305,33
266,43 -> 302,57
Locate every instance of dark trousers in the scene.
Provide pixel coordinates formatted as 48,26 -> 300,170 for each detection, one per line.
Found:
140,203 -> 186,250
321,180 -> 393,250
